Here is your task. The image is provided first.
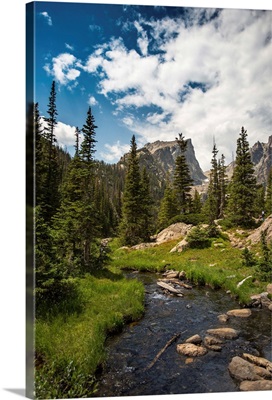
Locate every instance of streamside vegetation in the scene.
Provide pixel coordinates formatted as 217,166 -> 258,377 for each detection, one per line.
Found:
30,80 -> 272,399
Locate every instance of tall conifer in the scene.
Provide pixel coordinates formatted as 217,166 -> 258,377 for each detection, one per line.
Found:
119,135 -> 143,245
173,133 -> 193,214
42,80 -> 60,222
265,168 -> 272,216
227,127 -> 257,227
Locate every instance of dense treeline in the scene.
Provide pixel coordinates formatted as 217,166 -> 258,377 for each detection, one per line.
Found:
33,81 -> 272,306
31,81 -> 272,398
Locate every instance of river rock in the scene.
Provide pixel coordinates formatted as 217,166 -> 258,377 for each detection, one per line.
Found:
218,314 -> 229,323
228,356 -> 272,381
177,343 -> 208,357
204,336 -> 223,351
240,380 -> 272,391
227,309 -> 252,318
185,334 -> 202,345
206,328 -> 239,340
162,270 -> 180,279
242,353 -> 272,373
250,292 -> 272,309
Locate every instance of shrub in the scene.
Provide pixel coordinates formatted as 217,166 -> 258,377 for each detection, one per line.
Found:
169,213 -> 208,226
186,226 -> 212,249
241,247 -> 257,267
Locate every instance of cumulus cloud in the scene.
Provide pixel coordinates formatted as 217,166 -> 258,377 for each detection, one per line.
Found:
41,118 -> 78,148
88,95 -> 98,106
40,11 -> 52,26
82,8 -> 272,170
44,53 -> 81,85
100,141 -> 130,162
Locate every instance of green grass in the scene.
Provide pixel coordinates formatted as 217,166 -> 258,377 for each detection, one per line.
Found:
35,270 -> 145,399
110,237 -> 268,304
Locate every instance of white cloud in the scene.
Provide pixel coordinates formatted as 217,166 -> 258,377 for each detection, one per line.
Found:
40,11 -> 52,26
88,95 -> 98,106
44,53 -> 81,85
100,141 -> 130,162
134,21 -> 149,56
41,119 -> 78,148
83,9 -> 272,170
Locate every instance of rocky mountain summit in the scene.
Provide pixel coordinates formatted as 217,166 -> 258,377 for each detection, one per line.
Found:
250,135 -> 272,184
119,136 -> 271,193
224,135 -> 272,185
119,138 -> 207,185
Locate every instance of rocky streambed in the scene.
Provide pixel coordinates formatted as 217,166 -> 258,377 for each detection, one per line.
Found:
95,271 -> 272,397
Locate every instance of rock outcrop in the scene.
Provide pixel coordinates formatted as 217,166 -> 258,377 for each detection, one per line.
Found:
152,223 -> 193,245
247,215 -> 272,244
228,353 -> 272,391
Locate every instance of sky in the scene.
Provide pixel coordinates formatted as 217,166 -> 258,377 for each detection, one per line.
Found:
30,1 -> 272,171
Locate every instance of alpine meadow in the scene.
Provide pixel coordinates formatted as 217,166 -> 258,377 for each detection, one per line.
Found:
26,2 -> 272,399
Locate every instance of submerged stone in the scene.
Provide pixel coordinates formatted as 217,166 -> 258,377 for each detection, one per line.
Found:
227,309 -> 252,317
177,343 -> 208,357
206,327 -> 239,340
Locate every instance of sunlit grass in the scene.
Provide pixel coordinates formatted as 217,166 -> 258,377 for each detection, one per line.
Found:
110,237 -> 268,304
35,271 -> 145,399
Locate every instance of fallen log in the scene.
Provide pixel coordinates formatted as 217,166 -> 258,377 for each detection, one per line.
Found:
146,332 -> 183,370
159,278 -> 192,290
157,281 -> 184,296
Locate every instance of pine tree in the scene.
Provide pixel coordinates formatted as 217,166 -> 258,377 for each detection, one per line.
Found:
207,143 -> 220,223
119,135 -> 143,245
227,127 -> 257,227
191,189 -> 202,214
173,133 -> 193,214
139,167 -> 153,242
79,107 -> 99,266
42,81 -> 60,222
158,181 -> 179,229
218,153 -> 227,218
265,168 -> 272,216
52,130 -> 85,272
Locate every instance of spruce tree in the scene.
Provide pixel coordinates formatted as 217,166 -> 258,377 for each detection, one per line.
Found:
207,143 -> 220,223
34,102 -> 45,206
158,181 -> 179,229
218,153 -> 227,218
79,107 -> 99,266
52,129 -> 84,272
119,135 -> 143,245
139,167 -> 153,242
42,80 -> 60,222
173,133 -> 193,214
227,127 -> 257,227
191,189 -> 202,214
265,168 -> 272,216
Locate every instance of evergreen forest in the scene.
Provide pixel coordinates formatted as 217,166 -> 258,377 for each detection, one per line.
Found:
26,81 -> 272,399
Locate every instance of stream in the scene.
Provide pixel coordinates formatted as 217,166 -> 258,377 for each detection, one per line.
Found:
95,272 -> 272,397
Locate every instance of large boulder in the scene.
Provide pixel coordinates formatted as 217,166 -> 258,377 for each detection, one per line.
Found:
247,215 -> 272,244
153,223 -> 193,245
240,380 -> 272,391
228,356 -> 272,381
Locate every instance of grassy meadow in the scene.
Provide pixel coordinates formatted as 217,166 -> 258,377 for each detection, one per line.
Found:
35,230 -> 269,399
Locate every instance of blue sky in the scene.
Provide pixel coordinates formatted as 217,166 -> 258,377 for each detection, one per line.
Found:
31,1 -> 272,170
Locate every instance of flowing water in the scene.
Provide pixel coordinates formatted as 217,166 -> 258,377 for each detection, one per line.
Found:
95,272 -> 272,397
